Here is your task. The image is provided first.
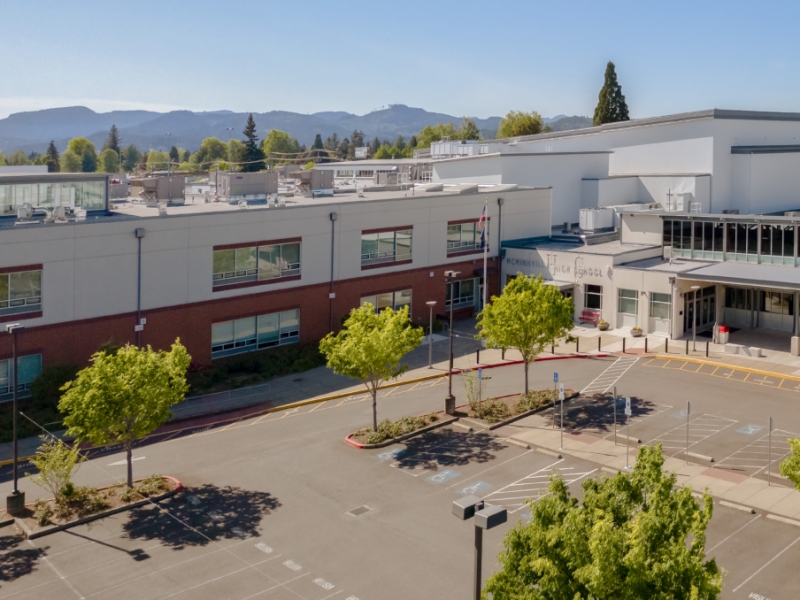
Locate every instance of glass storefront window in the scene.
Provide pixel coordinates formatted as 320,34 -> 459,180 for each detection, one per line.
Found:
650,292 -> 671,319
617,289 -> 638,315
584,284 -> 602,310
212,310 -> 300,358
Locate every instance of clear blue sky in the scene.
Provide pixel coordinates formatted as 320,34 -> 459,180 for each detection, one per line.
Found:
1,0 -> 797,120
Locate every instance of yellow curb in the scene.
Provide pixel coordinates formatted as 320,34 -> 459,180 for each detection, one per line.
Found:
0,454 -> 35,468
654,355 -> 800,384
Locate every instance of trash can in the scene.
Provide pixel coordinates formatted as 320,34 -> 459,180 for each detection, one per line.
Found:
718,325 -> 729,345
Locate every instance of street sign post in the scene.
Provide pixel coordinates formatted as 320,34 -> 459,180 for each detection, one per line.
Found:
559,383 -> 565,450
768,416 -> 774,486
625,397 -> 632,469
552,373 -> 558,429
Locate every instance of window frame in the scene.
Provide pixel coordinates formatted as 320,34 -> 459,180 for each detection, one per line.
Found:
0,353 -> 42,402
212,239 -> 301,289
0,266 -> 43,318
361,289 -> 412,313
617,288 -> 639,316
584,284 -> 603,311
211,309 -> 300,359
360,227 -> 414,267
446,219 -> 488,255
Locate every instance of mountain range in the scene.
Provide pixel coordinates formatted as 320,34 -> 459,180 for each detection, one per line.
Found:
0,105 -> 592,155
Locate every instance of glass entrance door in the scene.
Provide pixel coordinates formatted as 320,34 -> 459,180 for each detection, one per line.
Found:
684,286 -> 716,334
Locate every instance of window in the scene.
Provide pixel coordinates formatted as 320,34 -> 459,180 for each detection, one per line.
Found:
0,354 -> 42,401
447,278 -> 479,310
617,289 -> 638,315
213,242 -> 300,286
361,289 -> 412,313
211,309 -> 300,359
725,287 -> 754,311
0,180 -> 106,217
0,269 -> 42,317
759,291 -> 794,315
361,229 -> 413,266
356,170 -> 374,178
584,285 -> 603,310
447,222 -> 486,254
336,170 -> 354,178
761,224 -> 796,265
649,292 -> 671,320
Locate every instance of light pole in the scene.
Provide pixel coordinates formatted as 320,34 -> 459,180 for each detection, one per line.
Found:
444,270 -> 461,415
452,495 -> 508,600
426,300 -> 437,369
226,127 -> 234,172
5,323 -> 26,515
691,285 -> 700,351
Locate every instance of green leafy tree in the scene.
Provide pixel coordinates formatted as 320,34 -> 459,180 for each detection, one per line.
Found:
484,444 -> 722,599
262,129 -> 301,166
227,138 -> 245,168
0,151 -> 7,166
146,150 -> 170,171
168,145 -> 180,164
45,140 -> 60,172
27,437 -> 84,503
121,144 -> 142,172
97,148 -> 120,173
60,149 -> 82,172
67,137 -> 95,158
240,114 -> 265,172
6,149 -> 31,166
312,133 -> 324,150
780,438 -> 800,489
190,137 -> 228,168
496,110 -> 550,138
103,124 -> 121,154
593,61 -> 630,126
478,274 -> 574,394
457,117 -> 481,140
415,122 -> 459,149
59,341 -> 191,487
81,148 -> 97,173
319,304 -> 423,431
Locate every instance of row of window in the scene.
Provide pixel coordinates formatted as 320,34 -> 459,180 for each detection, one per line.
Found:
213,242 -> 301,287
0,354 -> 42,401
583,285 -> 673,320
360,289 -> 412,313
0,270 -> 42,317
0,181 -> 106,217
360,230 -> 413,266
724,288 -> 795,315
211,309 -> 300,359
447,222 -> 486,254
664,220 -> 797,264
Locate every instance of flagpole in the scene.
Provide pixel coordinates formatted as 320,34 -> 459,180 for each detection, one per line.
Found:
482,200 -> 488,312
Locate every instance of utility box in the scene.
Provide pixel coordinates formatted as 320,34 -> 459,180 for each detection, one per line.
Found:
452,495 -> 484,520
130,175 -> 187,205
218,171 -> 278,199
579,207 -> 614,231
793,336 -> 800,357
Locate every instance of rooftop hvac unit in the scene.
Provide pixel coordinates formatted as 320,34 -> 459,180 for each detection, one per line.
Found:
723,209 -> 740,215
579,207 -> 614,231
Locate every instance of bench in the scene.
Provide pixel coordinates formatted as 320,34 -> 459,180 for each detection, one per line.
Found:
579,310 -> 601,326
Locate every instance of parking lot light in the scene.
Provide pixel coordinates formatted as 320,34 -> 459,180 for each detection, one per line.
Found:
452,495 -> 508,600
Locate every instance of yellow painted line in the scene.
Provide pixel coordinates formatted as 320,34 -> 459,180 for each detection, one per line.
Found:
743,372 -> 753,383
654,355 -> 800,384
382,386 -> 401,398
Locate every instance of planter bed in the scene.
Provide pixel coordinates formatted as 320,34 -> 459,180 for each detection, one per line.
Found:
14,475 -> 183,540
454,389 -> 579,431
346,413 -> 458,449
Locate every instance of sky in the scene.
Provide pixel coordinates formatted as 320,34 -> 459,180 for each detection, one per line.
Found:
1,0 -> 798,120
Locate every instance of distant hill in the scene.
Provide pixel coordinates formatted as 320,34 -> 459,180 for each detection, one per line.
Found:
547,115 -> 593,132
0,104 -> 504,155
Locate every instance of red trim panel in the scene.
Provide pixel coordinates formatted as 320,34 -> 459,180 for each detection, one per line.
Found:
0,264 -> 43,275
361,259 -> 413,271
362,225 -> 413,235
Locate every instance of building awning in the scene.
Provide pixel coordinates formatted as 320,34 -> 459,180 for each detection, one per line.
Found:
473,266 -> 499,277
678,262 -> 800,291
544,279 -> 575,291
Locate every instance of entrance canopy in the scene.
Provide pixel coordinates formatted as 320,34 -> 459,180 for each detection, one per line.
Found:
679,262 -> 800,291
543,279 -> 574,291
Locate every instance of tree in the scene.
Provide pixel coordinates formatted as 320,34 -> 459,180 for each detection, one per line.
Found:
169,145 -> 180,164
312,133 -> 324,150
240,114 -> 265,172
227,139 -> 245,169
324,133 -> 340,153
81,148 -> 97,173
45,140 -> 60,172
370,137 -> 381,156
6,149 -> 31,166
67,137 -> 95,158
484,444 -> 722,599
496,110 -> 549,138
190,137 -> 228,168
780,438 -> 800,489
59,340 -> 191,487
394,135 -> 406,151
457,117 -> 481,140
338,138 -> 350,160
408,135 -> 418,149
262,129 -> 301,166
146,150 -> 170,171
27,437 -> 84,503
477,274 -> 574,394
103,124 -> 121,154
319,304 -> 423,431
415,122 -> 458,149
0,151 -> 7,166
60,149 -> 82,172
121,144 -> 141,172
593,61 -> 630,126
97,148 -> 120,173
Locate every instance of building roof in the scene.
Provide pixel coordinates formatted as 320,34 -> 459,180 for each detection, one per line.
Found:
314,159 -> 430,168
503,238 -> 658,257
678,261 -> 800,290
434,150 -> 611,165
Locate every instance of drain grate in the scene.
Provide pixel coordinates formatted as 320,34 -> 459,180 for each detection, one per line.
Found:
347,505 -> 370,517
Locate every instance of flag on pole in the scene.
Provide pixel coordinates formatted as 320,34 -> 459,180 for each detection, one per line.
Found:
478,205 -> 487,248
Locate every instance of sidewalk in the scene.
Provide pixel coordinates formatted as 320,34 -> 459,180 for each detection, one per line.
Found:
507,423 -> 800,521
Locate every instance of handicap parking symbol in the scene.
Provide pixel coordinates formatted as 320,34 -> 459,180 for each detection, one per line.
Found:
736,424 -> 764,435
375,449 -> 405,462
456,481 -> 493,496
425,470 -> 460,484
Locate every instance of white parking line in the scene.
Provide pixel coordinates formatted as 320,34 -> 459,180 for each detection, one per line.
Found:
706,514 -> 761,553
445,448 -> 535,489
714,429 -> 799,477
649,414 -> 737,456
731,533 -> 800,592
581,357 -> 639,394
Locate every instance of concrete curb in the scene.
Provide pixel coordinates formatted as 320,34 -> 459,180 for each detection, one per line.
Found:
344,417 -> 459,449
654,354 -> 800,384
14,475 -> 183,540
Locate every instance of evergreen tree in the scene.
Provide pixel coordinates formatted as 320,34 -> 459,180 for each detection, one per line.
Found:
312,133 -> 324,150
169,145 -> 179,164
240,114 -> 265,172
103,124 -> 121,154
81,148 -> 97,173
394,135 -> 406,151
350,130 -> 365,148
370,137 -> 381,155
457,117 -> 481,140
408,135 -> 418,149
593,61 -> 630,126
121,145 -> 142,172
338,138 -> 350,160
45,140 -> 60,172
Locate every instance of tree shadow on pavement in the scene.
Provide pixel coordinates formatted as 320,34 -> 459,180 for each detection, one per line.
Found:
0,531 -> 47,588
534,394 -> 657,433
393,428 -> 507,472
122,484 -> 280,550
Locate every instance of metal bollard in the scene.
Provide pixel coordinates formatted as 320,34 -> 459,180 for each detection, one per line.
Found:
501,348 -> 505,360
706,341 -> 709,357
622,338 -> 626,353
477,348 -> 480,364
576,337 -> 580,353
665,338 -> 669,353
645,337 -> 648,353
598,336 -> 601,352
686,339 -> 689,355
552,344 -> 555,354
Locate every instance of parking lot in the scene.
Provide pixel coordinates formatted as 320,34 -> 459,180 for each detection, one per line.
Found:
3,356 -> 800,598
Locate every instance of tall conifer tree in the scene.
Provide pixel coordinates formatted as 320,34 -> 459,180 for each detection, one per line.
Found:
103,124 -> 121,154
45,140 -> 60,172
241,114 -> 265,172
593,61 -> 630,126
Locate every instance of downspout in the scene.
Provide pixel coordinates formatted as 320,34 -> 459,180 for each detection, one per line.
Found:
134,228 -> 145,347
329,212 -> 338,332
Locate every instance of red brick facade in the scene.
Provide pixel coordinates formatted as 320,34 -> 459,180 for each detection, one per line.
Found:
0,257 -> 499,369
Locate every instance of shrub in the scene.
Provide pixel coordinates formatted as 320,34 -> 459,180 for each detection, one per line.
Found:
515,389 -> 557,414
477,399 -> 511,424
27,437 -> 84,503
54,485 -> 108,519
33,498 -> 53,526
355,413 -> 439,444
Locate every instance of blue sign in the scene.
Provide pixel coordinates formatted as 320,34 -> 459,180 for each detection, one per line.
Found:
478,368 -> 483,380
375,449 -> 405,462
554,372 -> 559,383
456,481 -> 493,496
425,470 -> 461,485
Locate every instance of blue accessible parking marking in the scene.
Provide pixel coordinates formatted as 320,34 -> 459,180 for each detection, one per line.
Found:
375,449 -> 405,462
671,409 -> 689,419
737,424 -> 764,435
455,481 -> 493,496
425,470 -> 460,484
